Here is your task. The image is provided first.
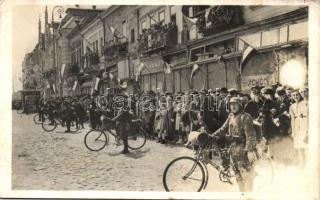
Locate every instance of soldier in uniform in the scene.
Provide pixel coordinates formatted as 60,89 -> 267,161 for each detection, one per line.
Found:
212,97 -> 257,192
110,96 -> 132,154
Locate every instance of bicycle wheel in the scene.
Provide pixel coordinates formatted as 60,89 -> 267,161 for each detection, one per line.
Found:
127,127 -> 147,150
254,146 -> 275,189
41,115 -> 57,132
163,156 -> 206,192
33,113 -> 42,124
84,129 -> 108,151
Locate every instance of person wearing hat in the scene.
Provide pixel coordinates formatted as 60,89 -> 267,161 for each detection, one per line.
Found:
163,96 -> 176,143
217,87 -> 229,123
274,87 -> 291,137
212,97 -> 257,192
260,86 -> 279,141
244,86 -> 263,119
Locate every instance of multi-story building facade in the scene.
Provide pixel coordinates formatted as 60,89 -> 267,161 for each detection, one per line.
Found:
59,7 -> 103,96
136,5 -> 308,93
23,5 -> 308,98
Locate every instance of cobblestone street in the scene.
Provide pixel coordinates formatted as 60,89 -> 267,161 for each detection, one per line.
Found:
12,112 -> 311,196
12,112 -> 238,191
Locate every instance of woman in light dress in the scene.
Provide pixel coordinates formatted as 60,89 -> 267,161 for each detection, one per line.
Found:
289,87 -> 308,168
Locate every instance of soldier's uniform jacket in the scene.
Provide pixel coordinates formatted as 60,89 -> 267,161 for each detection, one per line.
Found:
215,111 -> 256,152
214,110 -> 257,181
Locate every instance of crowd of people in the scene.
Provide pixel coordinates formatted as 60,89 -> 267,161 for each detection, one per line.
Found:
36,84 -> 308,164
32,83 -> 308,192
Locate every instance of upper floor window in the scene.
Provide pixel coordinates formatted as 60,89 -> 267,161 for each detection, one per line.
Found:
131,29 -> 135,43
149,13 -> 156,26
122,20 -> 128,39
159,10 -> 165,24
237,21 -> 308,51
141,19 -> 147,33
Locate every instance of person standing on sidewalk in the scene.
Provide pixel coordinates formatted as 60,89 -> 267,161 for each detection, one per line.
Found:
289,88 -> 308,168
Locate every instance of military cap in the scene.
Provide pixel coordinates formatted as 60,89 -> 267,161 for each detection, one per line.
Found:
228,88 -> 238,94
229,97 -> 243,106
261,86 -> 274,95
276,87 -> 286,96
220,87 -> 228,93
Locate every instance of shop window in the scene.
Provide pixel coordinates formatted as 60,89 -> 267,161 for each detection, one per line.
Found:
261,29 -> 278,46
288,21 -> 308,41
151,73 -> 157,91
157,73 -> 164,91
174,70 -> 181,93
143,75 -> 150,92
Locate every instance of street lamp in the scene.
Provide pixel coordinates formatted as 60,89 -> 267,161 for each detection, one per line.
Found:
51,6 -> 64,97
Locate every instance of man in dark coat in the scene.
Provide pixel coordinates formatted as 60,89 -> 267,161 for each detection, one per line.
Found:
244,86 -> 263,119
260,87 -> 279,141
111,97 -> 132,154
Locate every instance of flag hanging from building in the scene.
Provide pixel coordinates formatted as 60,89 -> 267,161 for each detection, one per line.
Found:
109,72 -> 114,80
94,77 -> 100,91
183,15 -> 197,30
61,64 -> 66,78
205,8 -> 211,26
72,80 -> 78,91
135,61 -> 145,82
107,23 -> 126,40
52,84 -> 56,94
190,63 -> 200,79
240,39 -> 255,74
163,61 -> 172,74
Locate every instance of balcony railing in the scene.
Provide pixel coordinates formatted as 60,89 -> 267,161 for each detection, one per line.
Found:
65,63 -> 80,75
43,68 -> 56,78
103,41 -> 128,61
196,6 -> 243,37
138,23 -> 178,54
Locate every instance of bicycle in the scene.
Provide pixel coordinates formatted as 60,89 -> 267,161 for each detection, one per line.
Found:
41,109 -> 80,133
162,132 -> 274,192
84,113 -> 147,152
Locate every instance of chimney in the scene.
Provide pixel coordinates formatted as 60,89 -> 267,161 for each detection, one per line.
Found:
92,5 -> 96,10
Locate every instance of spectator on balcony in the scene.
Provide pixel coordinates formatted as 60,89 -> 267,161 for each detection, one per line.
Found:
166,21 -> 178,47
181,23 -> 190,44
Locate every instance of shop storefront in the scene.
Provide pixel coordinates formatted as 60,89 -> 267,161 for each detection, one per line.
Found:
140,54 -> 166,93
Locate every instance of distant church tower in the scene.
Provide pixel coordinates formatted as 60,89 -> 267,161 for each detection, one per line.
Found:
44,6 -> 50,45
38,16 -> 41,44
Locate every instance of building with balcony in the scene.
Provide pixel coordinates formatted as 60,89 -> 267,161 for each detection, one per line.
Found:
135,5 -> 308,93
39,5 -> 308,97
60,7 -> 103,96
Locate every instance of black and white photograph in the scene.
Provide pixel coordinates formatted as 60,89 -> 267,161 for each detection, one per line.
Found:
1,0 -> 319,199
